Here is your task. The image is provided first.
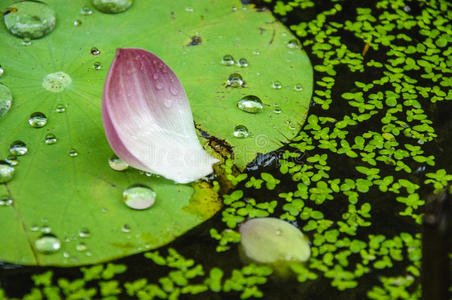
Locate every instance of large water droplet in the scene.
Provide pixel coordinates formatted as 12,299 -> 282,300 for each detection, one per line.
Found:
69,148 -> 79,157
222,54 -> 235,66
28,112 -> 47,128
237,95 -> 263,114
90,47 -> 100,55
123,185 -> 156,210
4,1 -> 56,39
233,125 -> 249,138
92,0 -> 133,14
42,72 -> 72,93
35,234 -> 61,254
0,196 -> 13,206
44,133 -> 57,145
0,161 -> 14,184
109,154 -> 128,171
272,81 -> 282,89
237,58 -> 248,68
10,141 -> 27,156
227,73 -> 244,88
287,39 -> 300,49
0,83 -> 13,119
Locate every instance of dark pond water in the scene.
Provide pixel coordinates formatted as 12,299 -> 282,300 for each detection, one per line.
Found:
1,0 -> 451,299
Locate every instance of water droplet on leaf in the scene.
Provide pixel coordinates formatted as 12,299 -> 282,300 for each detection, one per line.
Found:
222,54 -> 235,66
35,234 -> 61,254
122,224 -> 131,232
237,58 -> 248,67
0,196 -> 13,206
56,104 -> 66,113
76,242 -> 87,251
90,47 -> 100,55
233,125 -> 249,138
92,0 -> 133,14
73,19 -> 82,26
44,133 -> 57,145
10,141 -> 27,156
5,155 -> 18,166
93,62 -> 102,70
79,228 -> 91,238
272,81 -> 282,89
80,7 -> 93,15
287,39 -> 300,49
123,185 -> 156,210
69,148 -> 79,157
42,72 -> 72,93
4,1 -> 56,39
109,154 -> 128,171
28,112 -> 47,128
294,83 -> 303,91
237,95 -> 263,114
0,83 -> 13,119
227,73 -> 244,88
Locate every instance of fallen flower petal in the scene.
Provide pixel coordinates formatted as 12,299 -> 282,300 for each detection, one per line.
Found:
102,48 -> 219,183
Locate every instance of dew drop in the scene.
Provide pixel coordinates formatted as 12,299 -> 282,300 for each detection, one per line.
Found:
0,65 -> 4,77
122,224 -> 131,232
22,37 -> 31,46
237,58 -> 248,68
233,125 -> 249,138
44,133 -> 57,145
0,83 -> 13,119
93,62 -> 102,70
272,81 -> 282,89
69,148 -> 79,157
5,155 -> 18,166
80,7 -> 93,15
10,141 -> 27,156
294,83 -> 303,91
222,54 -> 235,66
90,47 -> 100,55
227,73 -> 244,88
79,228 -> 91,238
30,225 -> 39,232
41,225 -> 51,233
4,1 -> 56,39
35,234 -> 61,254
73,19 -> 82,26
237,95 -> 263,114
123,184 -> 156,210
108,154 -> 128,171
76,242 -> 87,252
273,105 -> 282,114
28,112 -> 47,128
185,7 -> 194,12
0,196 -> 13,206
93,0 -> 133,14
287,39 -> 300,49
253,50 -> 260,55
56,104 -> 66,113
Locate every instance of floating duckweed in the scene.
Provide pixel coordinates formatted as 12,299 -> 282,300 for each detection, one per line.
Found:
35,234 -> 61,254
237,95 -> 263,114
0,83 -> 13,119
237,58 -> 248,67
42,72 -> 72,93
9,141 -> 27,156
28,112 -> 47,128
227,73 -> 244,88
294,83 -> 303,91
3,1 -> 56,39
233,125 -> 249,138
108,154 -> 128,171
44,134 -> 57,145
123,184 -> 156,210
287,39 -> 300,49
93,62 -> 102,70
0,161 -> 15,184
69,148 -> 79,157
222,54 -> 235,66
272,81 -> 282,89
92,0 -> 133,14
90,47 -> 100,55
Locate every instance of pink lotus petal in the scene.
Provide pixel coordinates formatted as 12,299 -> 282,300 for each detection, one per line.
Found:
102,48 -> 219,183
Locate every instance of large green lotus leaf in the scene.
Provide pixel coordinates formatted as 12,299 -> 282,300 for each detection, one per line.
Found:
0,0 -> 312,266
